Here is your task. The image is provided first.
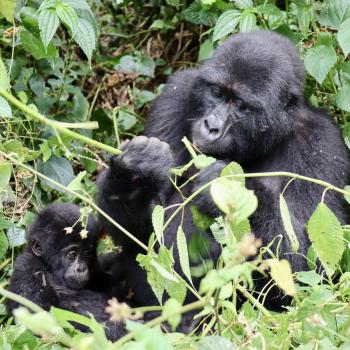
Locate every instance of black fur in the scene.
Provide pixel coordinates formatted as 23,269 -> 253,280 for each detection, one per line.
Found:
97,31 -> 350,307
6,203 -> 127,341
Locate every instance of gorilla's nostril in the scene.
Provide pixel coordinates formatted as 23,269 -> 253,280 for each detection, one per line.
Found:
209,128 -> 219,135
204,119 -> 210,130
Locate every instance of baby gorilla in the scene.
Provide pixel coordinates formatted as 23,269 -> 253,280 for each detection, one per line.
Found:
6,203 -> 126,341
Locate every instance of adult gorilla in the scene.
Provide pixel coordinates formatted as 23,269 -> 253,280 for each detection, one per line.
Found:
97,31 -> 350,307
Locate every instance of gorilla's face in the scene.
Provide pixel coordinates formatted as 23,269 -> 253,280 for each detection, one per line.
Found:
189,32 -> 305,163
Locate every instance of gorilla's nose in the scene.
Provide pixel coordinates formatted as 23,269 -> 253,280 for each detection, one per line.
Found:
202,114 -> 223,140
76,264 -> 87,274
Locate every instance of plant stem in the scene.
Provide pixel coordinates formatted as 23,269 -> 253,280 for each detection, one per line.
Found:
0,90 -> 120,155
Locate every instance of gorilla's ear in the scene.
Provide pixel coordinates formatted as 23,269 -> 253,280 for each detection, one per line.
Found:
31,239 -> 43,256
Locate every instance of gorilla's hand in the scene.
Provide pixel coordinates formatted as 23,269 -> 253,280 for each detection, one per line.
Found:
193,160 -> 227,217
112,136 -> 173,184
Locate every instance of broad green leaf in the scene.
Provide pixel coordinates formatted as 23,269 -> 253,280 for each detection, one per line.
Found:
20,29 -> 58,60
39,0 -> 59,11
176,226 -> 192,284
0,231 -> 9,261
344,185 -> 350,204
256,4 -> 282,16
318,0 -> 350,29
0,161 -> 11,192
73,18 -> 96,62
56,3 -> 78,32
39,9 -> 59,50
64,0 -> 91,11
196,336 -> 235,350
235,0 -> 253,9
336,84 -> 350,112
268,259 -> 296,296
116,55 -> 156,78
162,298 -> 181,331
298,5 -> 312,35
210,178 -> 257,223
295,271 -> 321,287
221,161 -> 245,185
29,74 -> 45,96
212,10 -> 241,42
152,205 -> 164,245
304,45 -> 337,84
279,194 -> 299,253
37,156 -> 75,191
20,7 -> 40,34
0,0 -> 15,22
193,154 -> 216,169
307,203 -> 344,275
338,18 -> 350,57
0,57 -> 10,91
67,171 -> 86,193
0,96 -> 12,118
198,39 -> 213,61
7,226 -> 26,248
239,11 -> 257,32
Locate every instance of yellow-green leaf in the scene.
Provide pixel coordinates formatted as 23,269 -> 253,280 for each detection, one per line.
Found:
268,259 -> 296,296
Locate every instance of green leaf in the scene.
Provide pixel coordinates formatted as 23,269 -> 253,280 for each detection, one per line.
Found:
73,18 -> 96,62
20,29 -> 58,60
268,259 -> 296,296
0,161 -> 11,193
0,0 -> 15,22
198,39 -> 213,62
210,178 -> 258,223
336,84 -> 350,112
212,10 -> 241,42
0,231 -> 9,260
196,336 -> 235,350
162,299 -> 181,331
344,185 -> 350,204
39,0 -> 59,11
0,57 -> 10,91
0,96 -> 12,118
296,271 -> 321,287
152,205 -> 164,245
39,9 -> 59,50
20,7 -> 40,34
239,11 -> 257,32
256,4 -> 282,16
307,203 -> 344,275
235,0 -> 253,9
318,0 -> 350,29
279,194 -> 300,253
338,18 -> 350,57
304,45 -> 337,84
193,154 -> 216,169
221,161 -> 245,185
7,226 -> 26,248
176,226 -> 192,284
67,171 -> 86,193
37,156 -> 75,191
64,0 -> 91,11
56,3 -> 78,32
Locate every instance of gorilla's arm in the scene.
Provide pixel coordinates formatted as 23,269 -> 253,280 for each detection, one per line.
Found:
97,136 -> 173,251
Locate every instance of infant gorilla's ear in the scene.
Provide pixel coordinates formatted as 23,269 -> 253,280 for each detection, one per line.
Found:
31,239 -> 42,256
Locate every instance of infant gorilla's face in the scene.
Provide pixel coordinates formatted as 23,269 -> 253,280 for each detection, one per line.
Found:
61,243 -> 96,289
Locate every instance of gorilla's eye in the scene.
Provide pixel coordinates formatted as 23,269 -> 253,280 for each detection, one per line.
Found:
67,250 -> 77,260
210,85 -> 223,99
236,99 -> 248,112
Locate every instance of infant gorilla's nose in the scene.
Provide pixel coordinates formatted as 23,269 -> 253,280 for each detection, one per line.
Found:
201,114 -> 224,140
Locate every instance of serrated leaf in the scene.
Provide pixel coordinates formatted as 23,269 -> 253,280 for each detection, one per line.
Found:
39,0 -> 59,11
318,0 -> 350,29
37,156 -> 74,191
56,4 -> 78,32
337,17 -> 350,57
0,231 -> 9,260
176,226 -> 192,284
0,161 -> 11,193
235,0 -> 253,9
210,178 -> 258,223
64,0 -> 91,11
307,203 -> 344,275
268,259 -> 296,296
0,57 -> 10,91
39,9 -> 59,50
162,299 -> 181,331
0,0 -> 15,22
336,84 -> 350,112
0,96 -> 12,118
73,18 -> 96,62
212,10 -> 241,42
152,205 -> 164,245
304,45 -> 337,84
279,194 -> 299,253
239,11 -> 257,32
221,161 -> 245,185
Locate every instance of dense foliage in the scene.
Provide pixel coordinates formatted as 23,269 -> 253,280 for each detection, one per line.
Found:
1,0 -> 350,349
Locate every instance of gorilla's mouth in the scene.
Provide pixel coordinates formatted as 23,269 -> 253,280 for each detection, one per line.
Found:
64,275 -> 89,290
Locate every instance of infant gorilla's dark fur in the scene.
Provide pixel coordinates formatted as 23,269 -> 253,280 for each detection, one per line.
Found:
97,31 -> 350,308
6,203 -> 126,341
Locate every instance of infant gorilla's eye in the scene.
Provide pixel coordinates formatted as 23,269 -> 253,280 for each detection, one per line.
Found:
236,98 -> 248,112
67,250 -> 77,260
209,85 -> 223,99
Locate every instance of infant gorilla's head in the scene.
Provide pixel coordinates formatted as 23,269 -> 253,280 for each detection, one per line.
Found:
191,31 -> 305,163
28,203 -> 100,289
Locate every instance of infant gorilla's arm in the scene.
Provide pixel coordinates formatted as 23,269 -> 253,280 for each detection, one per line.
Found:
97,136 -> 173,252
